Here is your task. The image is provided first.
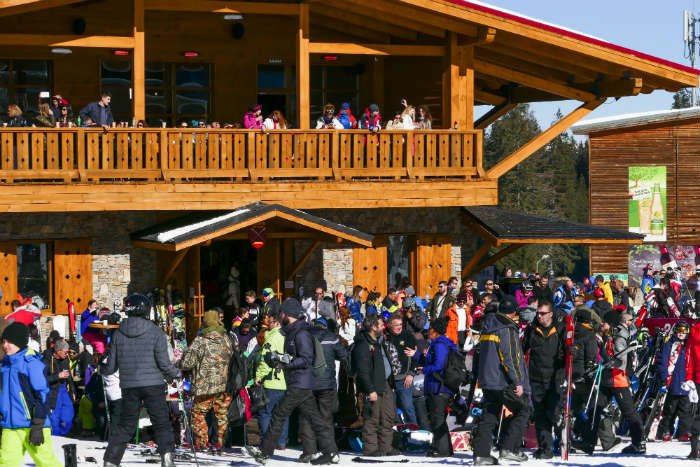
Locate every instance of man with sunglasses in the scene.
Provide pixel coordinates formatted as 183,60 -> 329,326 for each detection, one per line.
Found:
426,281 -> 455,322
522,301 -> 566,459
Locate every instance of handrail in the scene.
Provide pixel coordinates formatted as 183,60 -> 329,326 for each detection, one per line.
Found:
0,128 -> 482,183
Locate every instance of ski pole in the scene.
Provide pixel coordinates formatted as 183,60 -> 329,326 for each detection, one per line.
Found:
584,364 -> 602,413
496,406 -> 505,443
176,383 -> 200,467
102,378 -> 111,440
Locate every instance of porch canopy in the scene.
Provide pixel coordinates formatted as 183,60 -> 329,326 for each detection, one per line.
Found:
131,202 -> 373,252
461,205 -> 644,277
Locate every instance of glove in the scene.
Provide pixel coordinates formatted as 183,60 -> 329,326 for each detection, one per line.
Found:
682,380 -> 696,393
691,388 -> 699,404
29,419 -> 44,446
659,386 -> 667,393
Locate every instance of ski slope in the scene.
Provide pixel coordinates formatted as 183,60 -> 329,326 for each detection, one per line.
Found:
28,436 -> 699,466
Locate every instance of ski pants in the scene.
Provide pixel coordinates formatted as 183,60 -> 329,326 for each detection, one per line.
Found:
191,392 -> 232,448
260,387 -> 337,457
361,381 -> 396,455
299,389 -> 338,455
531,380 -> 562,453
659,394 -> 692,437
428,393 -> 453,456
0,427 -> 60,467
592,385 -> 643,448
104,384 -> 175,466
471,389 -> 531,457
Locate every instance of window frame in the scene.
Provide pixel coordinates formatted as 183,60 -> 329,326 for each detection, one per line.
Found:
0,58 -> 53,118
11,240 -> 54,315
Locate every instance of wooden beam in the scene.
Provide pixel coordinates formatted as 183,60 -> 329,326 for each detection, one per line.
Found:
287,240 -> 321,281
474,58 -> 598,102
445,33 -> 474,130
0,0 -> 85,17
475,103 -> 515,129
461,240 -> 492,278
221,232 -> 329,240
321,0 -> 445,38
463,26 -> 496,46
162,249 -> 188,287
311,15 -> 389,43
312,6 -> 416,41
144,0 -> 299,14
473,244 -> 524,272
273,210 -> 374,247
0,34 -> 135,48
133,0 -> 145,122
462,214 -> 499,245
486,100 -> 603,179
475,88 -> 506,105
297,4 -> 310,129
495,238 -> 644,245
594,78 -> 643,98
308,43 -> 444,56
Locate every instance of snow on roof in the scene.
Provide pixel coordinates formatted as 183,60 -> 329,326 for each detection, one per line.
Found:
571,107 -> 700,134
443,0 -> 700,75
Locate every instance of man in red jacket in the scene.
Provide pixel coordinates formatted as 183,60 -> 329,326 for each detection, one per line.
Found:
683,320 -> 700,458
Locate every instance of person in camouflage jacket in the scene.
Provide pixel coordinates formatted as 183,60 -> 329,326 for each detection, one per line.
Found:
178,310 -> 234,450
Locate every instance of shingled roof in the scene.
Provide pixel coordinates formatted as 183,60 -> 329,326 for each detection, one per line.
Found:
463,206 -> 644,246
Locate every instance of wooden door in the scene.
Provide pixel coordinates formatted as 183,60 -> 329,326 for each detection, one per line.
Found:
54,239 -> 92,314
353,241 -> 388,294
416,234 -> 451,298
0,242 -> 17,316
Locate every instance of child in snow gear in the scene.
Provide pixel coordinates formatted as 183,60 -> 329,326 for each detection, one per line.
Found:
471,297 -> 531,465
0,322 -> 62,467
42,338 -> 76,436
101,294 -> 180,467
656,321 -> 691,441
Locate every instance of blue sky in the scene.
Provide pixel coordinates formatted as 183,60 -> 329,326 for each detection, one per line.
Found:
474,0 -> 700,130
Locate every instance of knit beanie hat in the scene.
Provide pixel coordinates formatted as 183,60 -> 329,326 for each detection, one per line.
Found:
202,310 -> 221,328
430,317 -> 448,335
2,322 -> 29,350
281,298 -> 304,319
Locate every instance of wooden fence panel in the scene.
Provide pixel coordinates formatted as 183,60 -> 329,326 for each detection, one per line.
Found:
101,133 -> 114,169
46,132 -> 59,169
16,132 -> 29,169
61,133 -> 74,170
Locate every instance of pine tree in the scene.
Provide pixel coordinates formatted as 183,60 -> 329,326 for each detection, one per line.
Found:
483,104 -> 590,277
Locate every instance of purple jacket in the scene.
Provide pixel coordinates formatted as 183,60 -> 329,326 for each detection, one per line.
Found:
415,334 -> 458,395
515,289 -> 533,309
81,308 -> 99,335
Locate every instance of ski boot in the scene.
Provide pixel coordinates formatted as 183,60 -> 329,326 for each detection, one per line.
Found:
104,462 -> 119,467
246,446 -> 270,465
473,455 -> 499,465
161,452 -> 175,467
533,448 -> 553,459
299,452 -> 323,463
621,441 -> 646,455
499,450 -> 528,462
688,435 -> 700,459
210,444 -> 223,455
310,452 -> 340,465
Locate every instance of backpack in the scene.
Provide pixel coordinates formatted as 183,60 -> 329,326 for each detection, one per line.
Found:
434,345 -> 469,394
312,336 -> 327,378
226,345 -> 248,394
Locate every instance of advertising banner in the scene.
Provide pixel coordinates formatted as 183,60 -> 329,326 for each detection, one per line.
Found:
628,166 -> 666,241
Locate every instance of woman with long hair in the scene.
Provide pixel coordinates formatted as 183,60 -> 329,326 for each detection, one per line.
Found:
56,105 -> 74,127
400,105 -> 416,129
315,103 -> 343,129
416,105 -> 432,129
337,305 -> 357,347
34,102 -> 56,127
262,110 -> 288,130
6,104 -> 28,127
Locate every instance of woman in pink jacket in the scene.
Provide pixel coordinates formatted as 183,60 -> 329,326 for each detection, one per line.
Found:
244,104 -> 263,129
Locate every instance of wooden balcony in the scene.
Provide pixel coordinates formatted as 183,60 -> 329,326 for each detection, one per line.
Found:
0,128 -> 497,211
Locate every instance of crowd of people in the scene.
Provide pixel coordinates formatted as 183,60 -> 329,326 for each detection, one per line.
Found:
1,92 -> 438,131
2,265 -> 700,466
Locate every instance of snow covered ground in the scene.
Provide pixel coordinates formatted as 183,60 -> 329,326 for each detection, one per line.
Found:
23,436 -> 699,466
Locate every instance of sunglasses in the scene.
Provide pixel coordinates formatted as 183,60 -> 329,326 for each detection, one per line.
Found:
536,311 -> 551,316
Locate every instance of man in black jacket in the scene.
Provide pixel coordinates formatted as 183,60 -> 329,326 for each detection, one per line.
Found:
248,298 -> 339,465
426,282 -> 455,321
352,313 -> 397,457
298,318 -> 347,462
102,294 -> 180,467
78,91 -> 113,129
385,313 -> 418,426
522,300 -> 566,459
42,339 -> 77,436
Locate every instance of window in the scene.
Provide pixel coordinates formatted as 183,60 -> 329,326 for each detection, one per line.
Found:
387,235 -> 412,290
16,243 -> 52,310
257,64 -> 293,126
0,59 -> 52,117
310,65 -> 360,123
101,60 -> 132,124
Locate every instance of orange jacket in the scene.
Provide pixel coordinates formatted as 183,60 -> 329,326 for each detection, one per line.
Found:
445,305 -> 471,346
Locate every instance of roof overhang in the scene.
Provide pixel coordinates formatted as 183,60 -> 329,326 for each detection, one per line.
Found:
131,202 -> 374,251
572,107 -> 700,135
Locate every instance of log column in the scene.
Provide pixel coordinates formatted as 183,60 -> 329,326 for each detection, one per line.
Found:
296,4 -> 310,129
133,0 -> 145,122
443,32 -> 474,130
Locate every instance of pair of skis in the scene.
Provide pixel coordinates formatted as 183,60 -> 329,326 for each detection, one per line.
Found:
561,314 -> 575,460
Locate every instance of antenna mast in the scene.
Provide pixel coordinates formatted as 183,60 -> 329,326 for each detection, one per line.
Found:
684,10 -> 700,106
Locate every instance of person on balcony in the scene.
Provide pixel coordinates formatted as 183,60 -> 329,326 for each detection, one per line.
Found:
385,110 -> 402,130
415,105 -> 432,129
337,102 -> 357,129
34,103 -> 56,128
6,104 -> 28,127
316,104 -> 343,129
244,104 -> 264,129
400,105 -> 415,130
79,91 -> 113,129
57,105 -> 75,127
262,110 -> 288,130
359,104 -> 382,132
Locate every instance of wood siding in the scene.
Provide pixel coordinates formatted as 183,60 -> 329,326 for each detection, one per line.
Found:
588,119 -> 700,274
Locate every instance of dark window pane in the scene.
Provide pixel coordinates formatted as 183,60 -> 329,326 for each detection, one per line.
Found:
146,88 -> 170,114
14,60 -> 49,85
310,90 -> 323,122
17,243 -> 51,310
146,63 -> 168,86
310,66 -> 322,89
326,92 -> 358,113
102,86 -> 131,118
326,66 -> 357,90
14,88 -> 43,115
257,65 -> 285,89
387,236 -> 411,289
0,88 -> 8,114
176,64 -> 209,88
102,61 -> 132,86
176,89 -> 208,114
0,61 -> 9,85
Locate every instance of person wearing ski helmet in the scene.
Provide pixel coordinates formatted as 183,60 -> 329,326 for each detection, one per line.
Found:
656,321 -> 692,442
514,280 -> 534,309
101,294 -> 180,467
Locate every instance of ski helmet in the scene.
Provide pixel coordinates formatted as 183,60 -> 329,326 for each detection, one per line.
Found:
123,294 -> 151,318
674,321 -> 690,334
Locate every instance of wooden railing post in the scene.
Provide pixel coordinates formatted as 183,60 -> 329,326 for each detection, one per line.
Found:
475,129 -> 484,177
247,131 -> 256,180
159,129 -> 168,181
76,128 -> 87,182
332,131 -> 340,180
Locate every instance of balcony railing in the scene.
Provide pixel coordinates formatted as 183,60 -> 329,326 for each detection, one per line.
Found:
0,128 -> 482,183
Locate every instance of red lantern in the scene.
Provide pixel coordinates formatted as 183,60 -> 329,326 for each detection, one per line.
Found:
249,225 -> 267,249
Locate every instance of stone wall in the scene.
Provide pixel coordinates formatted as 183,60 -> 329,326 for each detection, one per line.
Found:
0,211 -> 158,307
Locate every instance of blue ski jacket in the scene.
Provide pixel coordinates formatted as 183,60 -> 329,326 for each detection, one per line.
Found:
0,347 -> 51,429
414,334 -> 459,396
656,336 -> 688,396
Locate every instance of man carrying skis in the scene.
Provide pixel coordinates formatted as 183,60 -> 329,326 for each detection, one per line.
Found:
522,300 -> 565,459
656,321 -> 691,442
101,294 -> 180,467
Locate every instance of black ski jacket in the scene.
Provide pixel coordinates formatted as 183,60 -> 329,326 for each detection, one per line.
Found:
570,322 -> 599,381
522,319 -> 566,385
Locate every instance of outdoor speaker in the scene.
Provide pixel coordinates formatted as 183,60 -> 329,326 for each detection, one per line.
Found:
356,63 -> 366,75
73,18 -> 86,35
232,22 -> 245,39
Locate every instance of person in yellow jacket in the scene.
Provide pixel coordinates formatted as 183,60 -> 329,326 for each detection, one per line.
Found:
255,308 -> 289,449
595,275 -> 614,306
